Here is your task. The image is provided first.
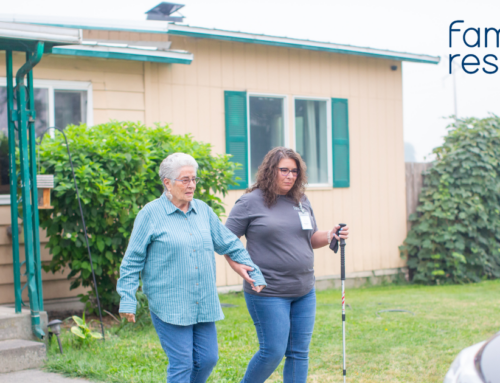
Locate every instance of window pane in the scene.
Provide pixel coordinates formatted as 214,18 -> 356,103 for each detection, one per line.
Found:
55,90 -> 87,129
0,87 -> 49,195
0,87 -> 8,195
0,87 -> 48,138
249,96 -> 284,183
34,88 -> 49,137
295,99 -> 328,184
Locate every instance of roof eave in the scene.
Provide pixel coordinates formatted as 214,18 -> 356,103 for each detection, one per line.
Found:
0,21 -> 81,46
0,15 -> 440,64
167,25 -> 440,65
0,15 -> 168,34
51,45 -> 193,65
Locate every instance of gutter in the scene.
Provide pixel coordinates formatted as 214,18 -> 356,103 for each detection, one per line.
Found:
167,24 -> 440,65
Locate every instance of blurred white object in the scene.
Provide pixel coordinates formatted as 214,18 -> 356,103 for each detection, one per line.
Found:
444,333 -> 500,383
443,342 -> 484,383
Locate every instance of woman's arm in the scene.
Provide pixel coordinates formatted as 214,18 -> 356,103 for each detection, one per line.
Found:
208,209 -> 267,291
117,208 -> 152,321
311,224 -> 349,249
223,238 -> 264,293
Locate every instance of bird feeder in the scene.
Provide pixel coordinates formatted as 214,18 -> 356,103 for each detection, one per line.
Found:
37,174 -> 54,209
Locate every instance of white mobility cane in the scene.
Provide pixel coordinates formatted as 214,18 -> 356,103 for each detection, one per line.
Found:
330,223 -> 347,382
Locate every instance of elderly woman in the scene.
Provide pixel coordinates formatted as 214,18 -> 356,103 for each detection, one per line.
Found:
225,147 -> 349,383
117,153 -> 266,383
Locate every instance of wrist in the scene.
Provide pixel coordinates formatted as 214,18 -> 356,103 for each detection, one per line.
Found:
327,230 -> 332,243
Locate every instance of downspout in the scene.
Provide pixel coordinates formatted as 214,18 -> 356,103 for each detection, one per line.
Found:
15,42 -> 46,340
15,42 -> 44,85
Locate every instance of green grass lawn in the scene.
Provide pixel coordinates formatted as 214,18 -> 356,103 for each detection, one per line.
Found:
45,280 -> 500,382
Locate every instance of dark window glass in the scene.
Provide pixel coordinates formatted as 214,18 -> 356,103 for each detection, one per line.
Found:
55,90 -> 87,129
0,86 -> 49,195
0,87 -> 8,194
249,97 -> 284,183
34,88 -> 49,137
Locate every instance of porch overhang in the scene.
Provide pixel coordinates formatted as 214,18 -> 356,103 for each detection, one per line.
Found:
51,42 -> 193,64
0,21 -> 81,52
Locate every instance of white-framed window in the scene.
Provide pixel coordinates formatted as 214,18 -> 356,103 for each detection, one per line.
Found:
0,79 -> 93,201
293,96 -> 332,187
226,91 -> 348,190
248,93 -> 288,184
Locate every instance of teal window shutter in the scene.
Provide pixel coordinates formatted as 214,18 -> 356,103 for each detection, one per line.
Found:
225,91 -> 248,189
331,98 -> 350,188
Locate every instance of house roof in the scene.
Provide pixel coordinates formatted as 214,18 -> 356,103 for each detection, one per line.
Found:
0,19 -> 192,64
0,15 -> 169,34
168,24 -> 440,64
0,21 -> 81,52
0,15 -> 440,64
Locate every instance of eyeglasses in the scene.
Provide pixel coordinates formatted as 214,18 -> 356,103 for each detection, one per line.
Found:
173,177 -> 200,185
278,168 -> 299,177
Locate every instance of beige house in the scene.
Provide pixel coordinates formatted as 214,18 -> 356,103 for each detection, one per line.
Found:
0,13 -> 439,306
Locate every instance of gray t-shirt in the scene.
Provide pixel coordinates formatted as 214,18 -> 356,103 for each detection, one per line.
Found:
225,189 -> 318,297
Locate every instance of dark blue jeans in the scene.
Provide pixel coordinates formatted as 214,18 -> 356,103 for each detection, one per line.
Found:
151,311 -> 218,383
242,288 -> 316,383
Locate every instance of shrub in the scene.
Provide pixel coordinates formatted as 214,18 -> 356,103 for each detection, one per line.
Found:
39,122 -> 238,312
401,116 -> 500,284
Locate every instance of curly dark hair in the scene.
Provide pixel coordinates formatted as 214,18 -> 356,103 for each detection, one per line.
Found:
247,147 -> 308,207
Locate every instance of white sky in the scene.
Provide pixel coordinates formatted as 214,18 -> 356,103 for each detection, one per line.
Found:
4,0 -> 500,161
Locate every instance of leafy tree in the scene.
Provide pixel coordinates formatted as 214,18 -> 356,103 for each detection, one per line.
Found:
401,116 -> 500,284
39,122 -> 238,312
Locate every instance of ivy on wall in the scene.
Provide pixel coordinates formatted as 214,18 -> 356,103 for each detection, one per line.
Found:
401,116 -> 500,284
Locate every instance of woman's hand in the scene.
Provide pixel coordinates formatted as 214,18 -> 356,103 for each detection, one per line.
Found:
224,255 -> 265,293
252,285 -> 265,293
311,224 -> 350,249
120,313 -> 136,323
332,224 -> 349,241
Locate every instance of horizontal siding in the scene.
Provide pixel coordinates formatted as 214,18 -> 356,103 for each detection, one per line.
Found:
0,281 -> 88,305
83,30 -> 170,42
94,109 -> 145,124
0,264 -> 75,284
0,206 -> 12,225
93,90 -> 145,111
0,218 -> 89,304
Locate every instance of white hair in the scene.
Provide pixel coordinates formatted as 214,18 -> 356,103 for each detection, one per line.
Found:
159,153 -> 198,196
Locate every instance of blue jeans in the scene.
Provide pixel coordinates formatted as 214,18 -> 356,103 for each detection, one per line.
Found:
151,311 -> 218,383
242,288 -> 316,383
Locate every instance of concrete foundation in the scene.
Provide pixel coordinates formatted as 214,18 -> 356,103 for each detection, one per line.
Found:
0,306 -> 48,373
0,340 -> 46,374
0,307 -> 48,342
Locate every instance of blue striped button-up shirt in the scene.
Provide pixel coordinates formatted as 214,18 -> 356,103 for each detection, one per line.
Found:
117,194 -> 266,326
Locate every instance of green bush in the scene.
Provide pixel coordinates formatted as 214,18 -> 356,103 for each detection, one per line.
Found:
39,121 -> 238,312
401,116 -> 500,284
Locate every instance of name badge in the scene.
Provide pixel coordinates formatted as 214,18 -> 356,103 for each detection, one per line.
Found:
298,212 -> 313,230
